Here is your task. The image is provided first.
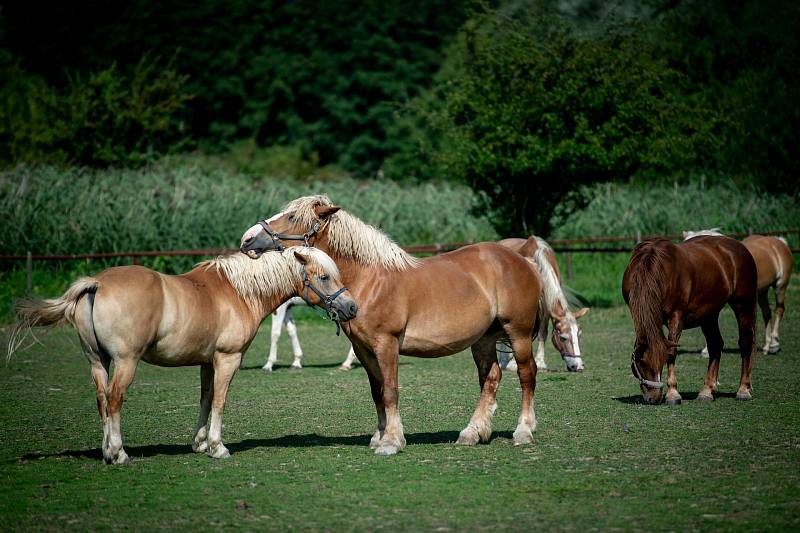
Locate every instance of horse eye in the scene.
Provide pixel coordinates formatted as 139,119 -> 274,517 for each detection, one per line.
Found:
560,334 -> 569,341
288,215 -> 296,222
320,274 -> 330,281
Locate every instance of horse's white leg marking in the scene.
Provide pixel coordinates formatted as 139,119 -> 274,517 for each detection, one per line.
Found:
285,308 -> 303,369
192,364 -> 213,453
340,346 -> 358,370
769,313 -> 782,352
264,303 -> 288,371
534,319 -> 548,370
207,352 -> 242,459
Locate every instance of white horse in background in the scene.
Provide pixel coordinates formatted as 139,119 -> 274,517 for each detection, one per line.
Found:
266,297 -> 353,371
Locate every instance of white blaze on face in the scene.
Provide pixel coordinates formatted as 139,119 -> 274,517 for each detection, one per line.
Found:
241,223 -> 263,246
570,322 -> 581,357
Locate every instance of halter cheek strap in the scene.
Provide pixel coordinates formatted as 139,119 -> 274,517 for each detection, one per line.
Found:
301,270 -> 349,336
631,351 -> 663,389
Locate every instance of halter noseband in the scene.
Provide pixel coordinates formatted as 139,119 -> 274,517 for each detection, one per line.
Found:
257,219 -> 323,251
301,270 -> 349,336
631,351 -> 663,389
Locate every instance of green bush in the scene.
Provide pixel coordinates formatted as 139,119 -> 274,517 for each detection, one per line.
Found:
0,51 -> 191,167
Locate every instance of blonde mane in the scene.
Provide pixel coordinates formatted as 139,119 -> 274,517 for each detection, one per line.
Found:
683,228 -> 724,241
200,247 -> 340,301
282,195 -> 420,271
532,238 -> 569,319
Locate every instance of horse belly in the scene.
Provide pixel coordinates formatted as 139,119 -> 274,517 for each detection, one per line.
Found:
400,312 -> 494,357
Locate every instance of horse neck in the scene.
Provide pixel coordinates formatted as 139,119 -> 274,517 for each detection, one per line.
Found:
627,255 -> 669,362
187,265 -> 301,322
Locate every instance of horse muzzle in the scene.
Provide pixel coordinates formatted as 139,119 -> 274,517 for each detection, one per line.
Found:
240,233 -> 279,258
331,300 -> 358,322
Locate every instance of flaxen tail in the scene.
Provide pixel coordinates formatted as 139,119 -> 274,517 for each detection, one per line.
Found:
7,277 -> 99,362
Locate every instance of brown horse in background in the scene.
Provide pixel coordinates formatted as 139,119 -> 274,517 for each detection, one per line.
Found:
8,248 -> 356,464
499,236 -> 589,372
240,196 -> 544,455
743,235 -> 793,353
622,236 -> 757,405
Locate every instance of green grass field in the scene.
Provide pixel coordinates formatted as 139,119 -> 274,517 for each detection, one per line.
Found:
1,286 -> 798,531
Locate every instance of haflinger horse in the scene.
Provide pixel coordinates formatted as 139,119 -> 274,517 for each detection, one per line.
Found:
240,195 -> 544,455
684,230 -> 793,354
7,247 -> 356,464
498,236 -> 589,372
622,234 -> 757,405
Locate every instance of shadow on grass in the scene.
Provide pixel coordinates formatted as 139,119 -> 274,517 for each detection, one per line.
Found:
676,348 -> 745,356
614,391 -> 739,404
20,429 -> 514,461
240,362 -> 412,371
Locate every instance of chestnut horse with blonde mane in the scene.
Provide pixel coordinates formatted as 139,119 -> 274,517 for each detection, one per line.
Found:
8,247 -> 356,464
622,235 -> 757,405
240,196 -> 544,455
498,236 -> 589,372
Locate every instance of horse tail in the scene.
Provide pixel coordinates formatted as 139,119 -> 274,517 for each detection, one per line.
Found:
627,243 -> 670,356
522,257 -> 547,341
7,277 -> 99,362
531,238 -> 567,320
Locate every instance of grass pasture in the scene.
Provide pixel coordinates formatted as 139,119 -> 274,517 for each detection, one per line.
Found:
1,288 -> 799,531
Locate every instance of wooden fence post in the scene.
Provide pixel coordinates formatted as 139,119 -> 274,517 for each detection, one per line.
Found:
635,229 -> 642,244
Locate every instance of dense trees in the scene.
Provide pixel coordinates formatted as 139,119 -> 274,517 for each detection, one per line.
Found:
1,0 -> 796,234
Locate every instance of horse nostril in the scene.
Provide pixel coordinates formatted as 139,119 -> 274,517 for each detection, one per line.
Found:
242,236 -> 254,247
348,302 -> 358,317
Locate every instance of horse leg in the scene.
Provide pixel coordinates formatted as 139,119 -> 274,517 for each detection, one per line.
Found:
192,363 -> 214,453
105,356 -> 138,465
264,305 -> 286,372
285,308 -> 304,369
665,314 -> 683,405
351,344 -> 387,449
757,289 -> 772,354
339,346 -> 358,370
207,351 -> 242,459
457,335 -> 502,445
730,299 -> 756,401
534,318 -> 548,370
370,336 -> 405,456
698,317 -> 723,401
507,330 -> 537,446
83,341 -> 111,459
770,283 -> 787,353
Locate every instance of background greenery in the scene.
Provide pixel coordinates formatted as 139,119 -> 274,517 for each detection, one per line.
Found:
2,0 -> 798,235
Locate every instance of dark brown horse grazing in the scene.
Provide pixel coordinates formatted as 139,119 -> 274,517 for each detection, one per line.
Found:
240,196 -> 544,455
622,236 -> 757,405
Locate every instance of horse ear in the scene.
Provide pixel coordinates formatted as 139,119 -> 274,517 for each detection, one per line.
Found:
293,251 -> 309,265
574,307 -> 590,319
314,205 -> 340,219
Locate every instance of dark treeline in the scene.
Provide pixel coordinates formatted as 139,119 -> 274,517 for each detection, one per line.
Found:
1,0 -> 797,235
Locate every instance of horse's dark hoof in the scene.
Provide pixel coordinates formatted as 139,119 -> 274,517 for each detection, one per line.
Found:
666,398 -> 681,406
736,393 -> 752,401
696,394 -> 714,402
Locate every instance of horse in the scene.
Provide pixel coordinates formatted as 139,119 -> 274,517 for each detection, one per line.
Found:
622,235 -> 757,405
336,236 -> 590,373
684,230 -> 793,354
265,297 -> 354,372
240,195 -> 544,455
497,236 -> 589,372
7,247 -> 356,464
744,235 -> 793,353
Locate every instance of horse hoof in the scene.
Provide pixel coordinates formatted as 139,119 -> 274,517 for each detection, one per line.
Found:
112,450 -> 131,465
456,428 -> 480,446
262,366 -> 273,373
374,444 -> 399,456
512,428 -> 534,446
193,440 -> 208,453
736,392 -> 752,401
768,346 -> 780,354
696,394 -> 714,402
339,365 -> 352,371
666,398 -> 681,406
290,364 -> 302,370
208,445 -> 231,459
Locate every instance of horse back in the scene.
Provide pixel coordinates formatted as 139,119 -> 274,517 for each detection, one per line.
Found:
743,235 -> 794,290
498,236 -> 561,281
